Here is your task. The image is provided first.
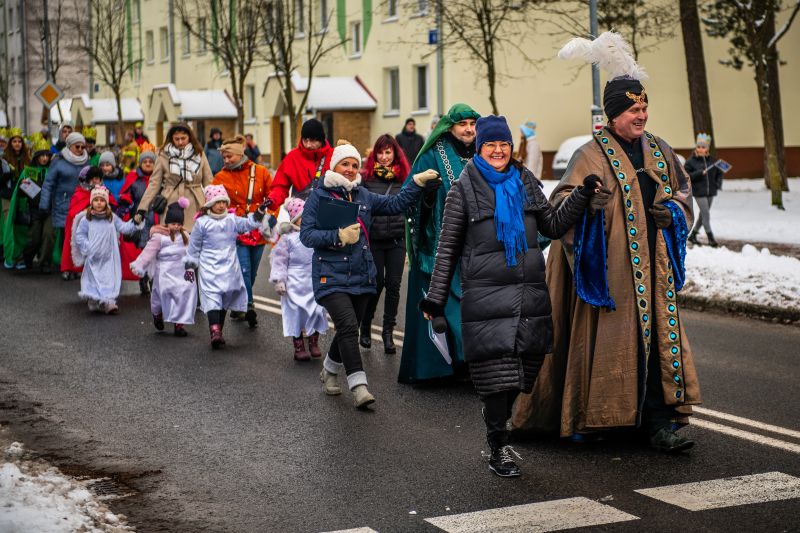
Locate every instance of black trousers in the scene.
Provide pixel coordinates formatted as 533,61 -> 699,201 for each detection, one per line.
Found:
483,389 -> 520,447
320,292 -> 370,376
23,216 -> 56,268
362,240 -> 405,332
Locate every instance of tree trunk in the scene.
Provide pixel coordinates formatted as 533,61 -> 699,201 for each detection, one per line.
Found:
754,60 -> 784,209
114,88 -> 124,147
679,0 -> 715,152
764,9 -> 788,191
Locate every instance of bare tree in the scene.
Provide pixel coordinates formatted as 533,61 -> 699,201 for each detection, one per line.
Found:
75,0 -> 141,144
702,0 -> 800,209
28,0 -> 88,123
258,0 -> 345,139
430,0 -> 542,115
0,65 -> 9,121
679,0 -> 715,151
176,0 -> 267,130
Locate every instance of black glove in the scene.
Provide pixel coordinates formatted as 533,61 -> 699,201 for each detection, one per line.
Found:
649,203 -> 672,229
253,209 -> 265,222
133,210 -> 146,225
118,197 -> 131,209
268,215 -> 278,229
116,206 -> 131,219
259,198 -> 273,211
151,194 -> 167,214
582,174 -> 603,193
425,178 -> 442,192
184,270 -> 195,283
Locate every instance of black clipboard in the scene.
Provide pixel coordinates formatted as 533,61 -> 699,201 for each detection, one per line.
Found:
316,196 -> 360,229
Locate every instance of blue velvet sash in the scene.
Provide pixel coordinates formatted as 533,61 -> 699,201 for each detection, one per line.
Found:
573,200 -> 687,309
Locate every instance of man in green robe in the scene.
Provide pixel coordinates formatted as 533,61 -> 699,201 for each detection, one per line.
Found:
399,103 -> 480,383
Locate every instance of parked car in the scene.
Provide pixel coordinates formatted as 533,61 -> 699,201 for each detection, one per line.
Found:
552,134 -> 687,181
552,135 -> 592,180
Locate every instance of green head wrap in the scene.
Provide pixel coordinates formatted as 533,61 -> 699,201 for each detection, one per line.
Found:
416,103 -> 480,163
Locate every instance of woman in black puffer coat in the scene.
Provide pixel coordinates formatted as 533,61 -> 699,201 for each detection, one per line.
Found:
419,116 -> 603,478
358,134 -> 411,354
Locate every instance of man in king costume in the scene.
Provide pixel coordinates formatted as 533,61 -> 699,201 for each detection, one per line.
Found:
511,32 -> 702,452
398,103 -> 480,383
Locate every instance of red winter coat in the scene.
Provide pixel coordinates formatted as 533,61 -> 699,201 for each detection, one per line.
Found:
268,141 -> 333,208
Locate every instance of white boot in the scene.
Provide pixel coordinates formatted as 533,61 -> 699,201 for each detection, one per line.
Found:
320,355 -> 343,395
347,371 -> 375,409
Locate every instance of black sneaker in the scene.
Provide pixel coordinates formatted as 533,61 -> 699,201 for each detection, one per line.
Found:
649,427 -> 695,453
359,331 -> 371,349
488,445 -> 522,478
230,311 -> 246,321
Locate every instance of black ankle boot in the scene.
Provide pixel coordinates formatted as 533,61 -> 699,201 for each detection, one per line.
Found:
688,230 -> 699,245
707,232 -> 719,247
382,328 -> 396,354
359,324 -> 372,349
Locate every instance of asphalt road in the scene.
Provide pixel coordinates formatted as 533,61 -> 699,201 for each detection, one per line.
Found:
0,264 -> 798,533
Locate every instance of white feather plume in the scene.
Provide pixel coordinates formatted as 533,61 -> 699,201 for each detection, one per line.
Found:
558,31 -> 648,81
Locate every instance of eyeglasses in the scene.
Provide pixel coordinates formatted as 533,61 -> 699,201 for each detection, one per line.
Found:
72,144 -> 86,149
484,142 -> 511,152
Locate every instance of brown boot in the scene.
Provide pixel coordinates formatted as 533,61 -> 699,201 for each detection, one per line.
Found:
307,333 -> 322,358
293,337 -> 310,361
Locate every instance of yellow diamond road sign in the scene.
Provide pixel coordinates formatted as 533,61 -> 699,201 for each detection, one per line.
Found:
34,81 -> 64,108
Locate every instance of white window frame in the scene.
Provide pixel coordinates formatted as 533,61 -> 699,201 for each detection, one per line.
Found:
413,64 -> 429,113
245,84 -> 256,121
145,30 -> 155,63
350,20 -> 362,57
384,0 -> 398,22
295,0 -> 306,38
413,0 -> 429,17
198,18 -> 208,54
159,26 -> 170,62
181,22 -> 191,57
384,67 -> 400,116
319,0 -> 329,32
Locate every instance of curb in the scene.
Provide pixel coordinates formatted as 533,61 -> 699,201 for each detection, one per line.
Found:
678,294 -> 800,326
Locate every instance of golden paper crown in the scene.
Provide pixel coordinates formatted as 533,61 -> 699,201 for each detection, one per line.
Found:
0,127 -> 7,139
28,132 -> 51,154
7,127 -> 23,138
82,126 -> 97,140
140,140 -> 156,153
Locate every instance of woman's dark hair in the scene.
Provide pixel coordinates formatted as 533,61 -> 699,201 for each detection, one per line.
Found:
361,134 -> 410,181
4,136 -> 31,169
161,123 -> 203,154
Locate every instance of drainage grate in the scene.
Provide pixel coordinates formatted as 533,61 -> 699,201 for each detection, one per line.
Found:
86,477 -> 136,499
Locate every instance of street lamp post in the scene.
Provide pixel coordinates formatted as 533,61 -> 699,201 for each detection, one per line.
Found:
590,0 -> 603,133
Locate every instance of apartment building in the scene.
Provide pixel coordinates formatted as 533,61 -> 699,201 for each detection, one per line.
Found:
78,0 -> 800,177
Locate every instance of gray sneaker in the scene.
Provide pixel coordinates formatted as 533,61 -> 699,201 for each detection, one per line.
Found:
650,427 -> 695,453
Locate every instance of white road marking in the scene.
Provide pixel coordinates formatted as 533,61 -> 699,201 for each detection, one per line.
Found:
692,418 -> 800,454
693,406 -> 800,440
254,295 -> 405,338
423,497 -> 639,533
635,472 -> 800,511
320,528 -> 379,533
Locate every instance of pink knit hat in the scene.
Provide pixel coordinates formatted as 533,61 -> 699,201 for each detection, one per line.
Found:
203,184 -> 230,208
285,197 -> 305,221
90,185 -> 110,203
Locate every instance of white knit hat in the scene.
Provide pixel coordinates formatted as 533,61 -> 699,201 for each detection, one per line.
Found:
329,142 -> 362,171
65,132 -> 86,147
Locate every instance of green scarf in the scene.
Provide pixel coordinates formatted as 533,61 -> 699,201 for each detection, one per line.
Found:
415,103 -> 481,165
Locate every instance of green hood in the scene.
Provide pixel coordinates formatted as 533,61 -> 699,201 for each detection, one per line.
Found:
416,103 -> 480,164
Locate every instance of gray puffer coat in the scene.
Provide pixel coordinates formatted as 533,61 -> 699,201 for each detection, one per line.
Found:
420,160 -> 592,395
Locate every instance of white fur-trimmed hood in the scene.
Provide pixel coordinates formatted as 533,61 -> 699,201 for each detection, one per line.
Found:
323,170 -> 361,191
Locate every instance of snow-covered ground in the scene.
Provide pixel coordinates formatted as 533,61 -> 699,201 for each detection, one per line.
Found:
684,244 -> 800,311
0,440 -> 132,533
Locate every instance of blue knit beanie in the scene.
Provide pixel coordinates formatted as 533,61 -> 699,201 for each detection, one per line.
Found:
476,115 -> 513,149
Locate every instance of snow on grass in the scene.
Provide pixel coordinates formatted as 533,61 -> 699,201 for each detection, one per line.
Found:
710,178 -> 800,245
0,442 -> 133,533
683,244 -> 800,311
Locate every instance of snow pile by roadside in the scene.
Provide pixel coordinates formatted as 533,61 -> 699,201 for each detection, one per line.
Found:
0,442 -> 133,533
683,244 -> 800,312
710,178 -> 800,245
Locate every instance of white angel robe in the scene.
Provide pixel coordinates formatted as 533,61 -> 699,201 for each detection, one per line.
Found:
130,233 -> 198,324
74,214 -> 140,305
185,212 -> 262,313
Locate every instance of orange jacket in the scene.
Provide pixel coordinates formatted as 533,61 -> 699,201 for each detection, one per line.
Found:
212,160 -> 276,245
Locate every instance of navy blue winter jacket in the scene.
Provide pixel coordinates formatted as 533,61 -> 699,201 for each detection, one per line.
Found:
39,155 -> 85,228
300,171 -> 423,302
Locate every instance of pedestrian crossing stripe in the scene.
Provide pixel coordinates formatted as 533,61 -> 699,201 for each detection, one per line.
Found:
635,471 -> 800,511
423,497 -> 639,532
320,528 -> 379,533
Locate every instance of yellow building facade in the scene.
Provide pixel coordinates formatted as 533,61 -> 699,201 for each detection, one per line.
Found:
84,0 -> 800,178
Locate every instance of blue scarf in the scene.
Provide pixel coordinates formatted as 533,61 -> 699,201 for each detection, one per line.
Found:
473,155 -> 528,266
